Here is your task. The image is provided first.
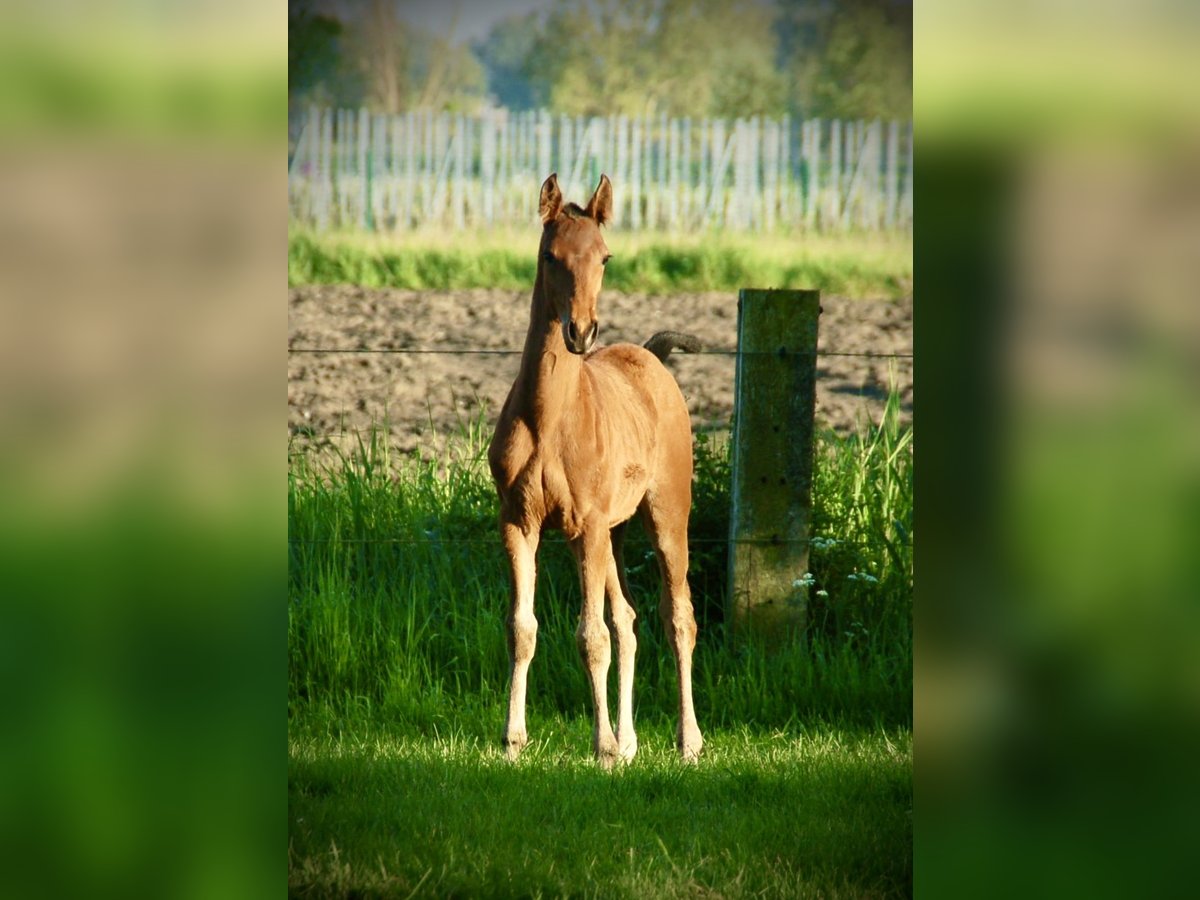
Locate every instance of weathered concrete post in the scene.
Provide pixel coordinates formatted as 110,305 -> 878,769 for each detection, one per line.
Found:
728,289 -> 820,645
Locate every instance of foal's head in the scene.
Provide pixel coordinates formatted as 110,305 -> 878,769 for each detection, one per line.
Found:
536,173 -> 613,355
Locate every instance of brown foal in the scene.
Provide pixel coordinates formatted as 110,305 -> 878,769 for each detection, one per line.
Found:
488,173 -> 703,766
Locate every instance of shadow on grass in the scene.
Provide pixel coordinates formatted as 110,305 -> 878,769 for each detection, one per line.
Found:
288,722 -> 912,898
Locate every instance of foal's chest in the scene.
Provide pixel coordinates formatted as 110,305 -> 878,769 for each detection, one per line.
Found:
491,422 -> 598,536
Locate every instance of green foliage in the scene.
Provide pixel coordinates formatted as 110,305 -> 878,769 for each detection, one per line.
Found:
288,229 -> 913,299
807,392 -> 914,655
288,231 -> 539,291
288,4 -> 342,100
288,0 -> 486,114
687,431 -> 733,625
485,0 -> 910,120
287,1 -> 911,121
521,0 -> 787,119
780,0 -> 913,120
288,402 -> 912,730
405,31 -> 488,114
471,13 -> 541,110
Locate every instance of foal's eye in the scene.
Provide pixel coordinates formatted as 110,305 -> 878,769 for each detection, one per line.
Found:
602,254 -> 612,266
541,251 -> 555,264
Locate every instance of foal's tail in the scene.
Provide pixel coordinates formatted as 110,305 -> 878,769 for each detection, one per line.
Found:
643,331 -> 702,362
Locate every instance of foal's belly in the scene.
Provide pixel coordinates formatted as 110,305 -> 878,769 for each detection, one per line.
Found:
511,454 -> 647,540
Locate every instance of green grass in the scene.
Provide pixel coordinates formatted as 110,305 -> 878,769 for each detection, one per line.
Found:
289,725 -> 911,898
288,400 -> 913,895
287,228 -> 913,299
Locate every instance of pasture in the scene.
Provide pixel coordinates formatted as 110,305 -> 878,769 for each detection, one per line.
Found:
288,225 -> 912,895
288,399 -> 912,895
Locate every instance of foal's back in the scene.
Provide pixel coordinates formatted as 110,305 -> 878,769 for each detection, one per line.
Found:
564,343 -> 693,525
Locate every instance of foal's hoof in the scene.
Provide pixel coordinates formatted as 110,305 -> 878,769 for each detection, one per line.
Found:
678,731 -> 704,764
617,736 -> 638,762
595,734 -> 621,770
503,734 -> 527,762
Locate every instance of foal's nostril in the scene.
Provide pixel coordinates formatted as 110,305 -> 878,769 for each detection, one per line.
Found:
564,318 -> 596,353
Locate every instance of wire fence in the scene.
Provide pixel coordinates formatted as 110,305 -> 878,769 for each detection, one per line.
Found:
286,343 -> 912,439
288,105 -> 913,234
286,346 -> 912,359
287,535 -> 910,548
287,339 -> 913,552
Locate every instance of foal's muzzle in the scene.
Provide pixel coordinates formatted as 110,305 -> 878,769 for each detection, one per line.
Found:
564,319 -> 599,355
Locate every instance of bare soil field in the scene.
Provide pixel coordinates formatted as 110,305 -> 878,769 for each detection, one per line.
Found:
288,286 -> 912,456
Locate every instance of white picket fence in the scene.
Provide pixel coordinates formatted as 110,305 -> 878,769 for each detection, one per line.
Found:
287,106 -> 912,233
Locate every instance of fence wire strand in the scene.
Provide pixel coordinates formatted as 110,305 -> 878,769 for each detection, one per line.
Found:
288,535 -> 910,549
287,347 -> 912,359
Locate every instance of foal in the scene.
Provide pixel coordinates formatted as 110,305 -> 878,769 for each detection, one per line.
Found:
488,174 -> 704,766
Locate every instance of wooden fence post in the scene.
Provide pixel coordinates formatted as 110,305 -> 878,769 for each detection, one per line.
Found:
728,289 -> 821,645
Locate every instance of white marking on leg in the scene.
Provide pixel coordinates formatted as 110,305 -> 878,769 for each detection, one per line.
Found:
503,525 -> 539,760
607,556 -> 638,761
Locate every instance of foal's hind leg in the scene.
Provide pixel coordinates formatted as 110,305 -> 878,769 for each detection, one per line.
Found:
642,495 -> 704,761
502,522 -> 540,760
607,523 -> 638,761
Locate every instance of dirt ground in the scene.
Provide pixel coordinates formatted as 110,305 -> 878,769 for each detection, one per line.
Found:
288,286 -> 912,456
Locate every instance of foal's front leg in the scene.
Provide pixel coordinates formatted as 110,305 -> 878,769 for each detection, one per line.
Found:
607,523 -> 638,761
502,523 -> 539,760
573,522 -> 619,767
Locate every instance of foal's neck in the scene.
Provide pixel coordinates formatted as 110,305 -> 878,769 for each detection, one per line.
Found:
514,281 -> 582,429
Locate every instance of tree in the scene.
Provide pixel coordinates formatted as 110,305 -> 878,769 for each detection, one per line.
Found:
777,0 -> 912,120
288,1 -> 375,110
407,34 -> 487,112
473,13 -> 542,110
289,0 -> 485,114
350,0 -> 408,114
656,0 -> 786,119
517,0 -> 786,119
522,0 -> 648,117
288,1 -> 348,105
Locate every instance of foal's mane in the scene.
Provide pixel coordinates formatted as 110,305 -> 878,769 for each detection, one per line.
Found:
558,202 -> 591,220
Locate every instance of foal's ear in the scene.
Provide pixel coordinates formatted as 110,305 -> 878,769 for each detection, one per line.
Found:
585,174 -> 613,226
539,173 -> 562,223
